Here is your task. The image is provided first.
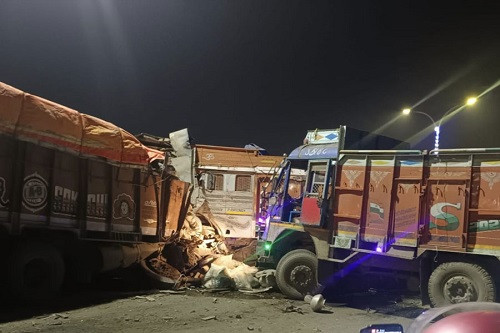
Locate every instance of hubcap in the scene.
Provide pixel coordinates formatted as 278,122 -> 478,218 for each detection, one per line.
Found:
290,265 -> 313,289
444,275 -> 477,303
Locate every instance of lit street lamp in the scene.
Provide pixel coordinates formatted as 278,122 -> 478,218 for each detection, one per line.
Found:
466,97 -> 477,106
401,96 -> 477,151
401,108 -> 439,149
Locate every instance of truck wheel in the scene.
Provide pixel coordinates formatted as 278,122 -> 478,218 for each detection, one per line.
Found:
276,249 -> 318,300
9,242 -> 65,301
428,262 -> 496,307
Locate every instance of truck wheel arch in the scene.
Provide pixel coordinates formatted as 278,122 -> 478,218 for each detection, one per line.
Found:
270,230 -> 316,263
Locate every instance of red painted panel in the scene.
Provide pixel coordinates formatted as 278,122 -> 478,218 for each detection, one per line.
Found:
301,197 -> 321,225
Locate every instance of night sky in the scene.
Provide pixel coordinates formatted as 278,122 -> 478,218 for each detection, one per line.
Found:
1,1 -> 499,155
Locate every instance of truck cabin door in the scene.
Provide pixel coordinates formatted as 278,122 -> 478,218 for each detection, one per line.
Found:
301,161 -> 333,226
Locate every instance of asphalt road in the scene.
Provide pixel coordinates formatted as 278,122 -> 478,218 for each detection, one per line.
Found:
0,285 -> 427,333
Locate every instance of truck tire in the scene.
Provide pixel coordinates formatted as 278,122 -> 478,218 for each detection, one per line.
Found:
428,262 -> 496,307
276,249 -> 318,300
9,242 -> 65,301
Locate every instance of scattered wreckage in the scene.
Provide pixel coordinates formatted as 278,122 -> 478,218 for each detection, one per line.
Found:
136,130 -> 296,293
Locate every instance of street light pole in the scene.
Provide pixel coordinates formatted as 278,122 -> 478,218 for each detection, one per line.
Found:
402,109 -> 439,150
401,96 -> 477,151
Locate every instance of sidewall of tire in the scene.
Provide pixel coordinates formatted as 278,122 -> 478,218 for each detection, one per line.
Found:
9,242 -> 65,301
428,262 -> 496,307
276,249 -> 318,300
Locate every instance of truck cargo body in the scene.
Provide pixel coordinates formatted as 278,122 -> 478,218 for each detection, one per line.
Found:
0,134 -> 176,241
194,144 -> 296,238
259,127 -> 500,306
0,82 -> 190,299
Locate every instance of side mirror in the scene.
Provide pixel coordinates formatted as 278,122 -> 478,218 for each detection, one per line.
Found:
205,174 -> 215,190
360,324 -> 403,333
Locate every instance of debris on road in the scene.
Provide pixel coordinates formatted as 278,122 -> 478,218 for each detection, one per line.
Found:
282,304 -> 304,314
53,313 -> 69,320
310,294 -> 326,313
239,287 -> 273,294
255,269 -> 277,289
133,296 -> 156,302
201,315 -> 217,321
142,201 -> 276,295
158,289 -> 186,295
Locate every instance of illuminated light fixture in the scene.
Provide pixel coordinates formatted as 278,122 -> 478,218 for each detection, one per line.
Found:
264,242 -> 272,251
466,97 -> 477,106
376,246 -> 383,253
402,108 -> 411,115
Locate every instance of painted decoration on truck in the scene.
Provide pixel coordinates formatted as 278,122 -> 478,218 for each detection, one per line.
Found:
469,219 -> 500,232
429,202 -> 461,231
481,172 -> 500,190
369,202 -> 384,220
370,171 -> 390,188
87,194 -> 109,218
112,193 -> 136,221
305,129 -> 339,144
342,170 -> 362,187
22,173 -> 48,213
203,153 -> 215,161
400,160 -> 421,167
53,185 -> 78,215
0,177 -> 9,208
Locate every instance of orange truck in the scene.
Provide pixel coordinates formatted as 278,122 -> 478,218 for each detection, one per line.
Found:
259,127 -> 500,307
0,82 -> 190,299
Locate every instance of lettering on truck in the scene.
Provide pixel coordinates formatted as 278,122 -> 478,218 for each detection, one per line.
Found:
469,220 -> 500,232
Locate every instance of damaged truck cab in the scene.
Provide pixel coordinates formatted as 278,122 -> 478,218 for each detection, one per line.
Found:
259,126 -> 500,307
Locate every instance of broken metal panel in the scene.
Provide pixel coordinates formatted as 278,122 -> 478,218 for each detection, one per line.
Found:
168,128 -> 194,184
169,128 -> 191,157
164,178 -> 191,237
170,155 -> 193,184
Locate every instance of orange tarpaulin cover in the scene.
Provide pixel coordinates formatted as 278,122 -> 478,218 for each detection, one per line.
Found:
0,82 -> 163,166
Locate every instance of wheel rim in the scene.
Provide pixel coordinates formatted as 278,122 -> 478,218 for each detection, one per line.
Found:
290,265 -> 313,289
443,275 -> 477,303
